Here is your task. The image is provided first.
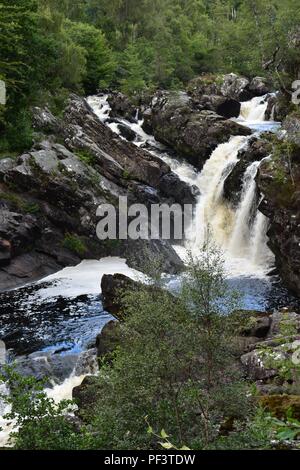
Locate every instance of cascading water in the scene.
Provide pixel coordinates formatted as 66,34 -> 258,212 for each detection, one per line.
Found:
228,161 -> 260,257
87,93 -> 276,281
239,95 -> 269,121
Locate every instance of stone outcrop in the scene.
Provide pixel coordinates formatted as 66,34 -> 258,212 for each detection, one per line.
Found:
257,138 -> 300,296
143,91 -> 251,169
0,95 -> 200,290
240,309 -> 300,396
188,73 -> 273,103
223,136 -> 269,206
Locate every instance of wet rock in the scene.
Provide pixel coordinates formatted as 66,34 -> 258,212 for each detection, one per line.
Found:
148,91 -> 251,169
101,273 -> 142,320
223,137 -> 269,206
265,92 -> 291,121
96,320 -> 120,357
257,143 -> 300,296
158,172 -> 199,205
249,77 -> 273,97
107,91 -> 138,122
221,73 -> 252,101
0,239 -> 11,267
117,123 -> 136,141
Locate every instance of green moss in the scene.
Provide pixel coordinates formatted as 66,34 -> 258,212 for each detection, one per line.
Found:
76,149 -> 96,166
63,233 -> 87,256
260,395 -> 300,420
0,191 -> 40,214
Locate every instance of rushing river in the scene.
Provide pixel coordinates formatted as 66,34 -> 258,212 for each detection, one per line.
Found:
0,91 -> 299,446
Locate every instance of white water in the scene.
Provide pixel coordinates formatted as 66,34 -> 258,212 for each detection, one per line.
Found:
0,93 -> 281,446
87,93 -> 277,278
35,257 -> 144,299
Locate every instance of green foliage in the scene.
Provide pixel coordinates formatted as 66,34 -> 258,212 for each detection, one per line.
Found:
81,244 -> 255,450
75,148 -> 96,166
65,20 -> 116,93
63,233 -> 87,256
0,191 -> 40,214
0,366 -> 94,450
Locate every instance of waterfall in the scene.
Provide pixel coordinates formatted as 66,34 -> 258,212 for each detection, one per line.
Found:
87,93 -> 276,278
228,161 -> 260,257
239,95 -> 269,122
186,136 -> 249,250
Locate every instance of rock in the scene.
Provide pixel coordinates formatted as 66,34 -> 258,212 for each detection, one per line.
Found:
72,375 -> 101,419
257,143 -> 300,296
0,239 -> 11,267
158,172 -> 200,204
107,92 -> 138,122
148,91 -> 251,169
141,108 -> 153,134
191,93 -> 241,118
240,310 -> 272,339
221,73 -> 251,101
265,91 -> 291,122
117,123 -> 136,141
101,273 -> 142,320
223,137 -> 269,206
32,106 -> 62,134
240,349 -> 280,381
248,77 -> 273,97
96,320 -> 120,357
282,114 -> 300,146
268,311 -> 300,337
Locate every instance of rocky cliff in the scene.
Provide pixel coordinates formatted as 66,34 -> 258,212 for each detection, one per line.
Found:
0,95 -> 199,290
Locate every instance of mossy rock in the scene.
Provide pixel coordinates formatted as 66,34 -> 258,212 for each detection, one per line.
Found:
260,394 -> 300,419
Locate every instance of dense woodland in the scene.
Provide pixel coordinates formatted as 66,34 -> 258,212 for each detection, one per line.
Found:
1,0 -> 300,452
1,0 -> 300,153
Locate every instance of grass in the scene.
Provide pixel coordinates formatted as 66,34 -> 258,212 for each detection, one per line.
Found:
0,191 -> 40,214
76,149 -> 97,166
63,233 -> 87,256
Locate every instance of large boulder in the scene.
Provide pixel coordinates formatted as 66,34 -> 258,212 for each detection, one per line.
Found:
146,91 -> 251,169
221,73 -> 252,101
223,137 -> 269,206
96,320 -> 120,357
265,91 -> 291,122
101,273 -> 143,320
107,91 -> 138,123
257,140 -> 300,296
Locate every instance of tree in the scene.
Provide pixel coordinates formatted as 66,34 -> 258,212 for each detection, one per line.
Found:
65,20 -> 116,93
120,42 -> 146,95
85,245 -> 255,450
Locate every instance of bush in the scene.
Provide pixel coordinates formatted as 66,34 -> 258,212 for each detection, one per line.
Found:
0,366 -> 94,450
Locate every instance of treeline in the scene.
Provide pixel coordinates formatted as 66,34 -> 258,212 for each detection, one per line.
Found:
1,0 -> 300,152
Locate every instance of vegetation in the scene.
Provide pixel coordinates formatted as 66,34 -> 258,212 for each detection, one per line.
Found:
1,245 -> 300,449
1,0 -> 300,154
62,233 -> 87,256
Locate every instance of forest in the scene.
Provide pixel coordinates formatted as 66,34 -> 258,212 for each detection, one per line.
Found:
1,0 -> 300,154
